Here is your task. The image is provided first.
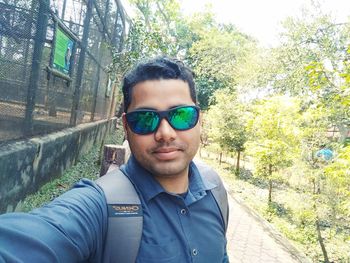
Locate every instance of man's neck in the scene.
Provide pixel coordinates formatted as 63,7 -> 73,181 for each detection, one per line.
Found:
154,169 -> 189,194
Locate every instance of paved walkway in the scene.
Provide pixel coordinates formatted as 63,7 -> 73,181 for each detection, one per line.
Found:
225,185 -> 311,263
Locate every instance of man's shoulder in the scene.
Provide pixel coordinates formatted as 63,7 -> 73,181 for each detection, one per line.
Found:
193,158 -> 229,232
48,178 -> 107,209
193,159 -> 222,185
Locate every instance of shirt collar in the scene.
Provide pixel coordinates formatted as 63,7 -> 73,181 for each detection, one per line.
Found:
120,155 -> 217,203
120,155 -> 164,202
184,161 -> 216,206
189,161 -> 216,192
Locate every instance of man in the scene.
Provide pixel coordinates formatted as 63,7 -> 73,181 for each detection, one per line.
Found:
0,57 -> 229,262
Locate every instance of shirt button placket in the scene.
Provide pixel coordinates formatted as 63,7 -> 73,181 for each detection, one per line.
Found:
180,208 -> 187,215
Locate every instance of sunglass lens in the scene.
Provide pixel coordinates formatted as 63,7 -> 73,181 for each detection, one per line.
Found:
126,111 -> 159,134
169,106 -> 199,130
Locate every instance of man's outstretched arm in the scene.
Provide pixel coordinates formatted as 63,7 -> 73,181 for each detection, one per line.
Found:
0,179 -> 108,263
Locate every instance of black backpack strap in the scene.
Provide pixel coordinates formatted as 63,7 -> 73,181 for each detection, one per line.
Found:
96,169 -> 143,263
195,160 -> 229,233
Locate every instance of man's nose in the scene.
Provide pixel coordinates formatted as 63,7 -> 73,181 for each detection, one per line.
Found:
154,118 -> 177,142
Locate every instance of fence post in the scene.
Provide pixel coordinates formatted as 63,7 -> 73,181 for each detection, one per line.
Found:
70,0 -> 93,126
23,0 -> 49,135
90,0 -> 110,121
90,40 -> 102,121
61,0 -> 67,20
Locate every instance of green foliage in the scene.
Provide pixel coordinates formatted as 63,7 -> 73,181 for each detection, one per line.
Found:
265,201 -> 292,219
247,96 -> 301,178
21,149 -> 101,212
299,105 -> 331,167
205,88 -> 247,154
108,19 -> 170,84
195,76 -> 227,109
127,0 -> 188,57
295,208 -> 317,226
324,146 -> 350,223
186,15 -> 259,109
265,6 -> 350,143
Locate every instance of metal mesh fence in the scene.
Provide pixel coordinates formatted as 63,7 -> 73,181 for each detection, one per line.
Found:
0,0 -> 129,144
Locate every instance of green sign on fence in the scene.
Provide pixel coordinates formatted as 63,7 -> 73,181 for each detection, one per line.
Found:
52,26 -> 74,75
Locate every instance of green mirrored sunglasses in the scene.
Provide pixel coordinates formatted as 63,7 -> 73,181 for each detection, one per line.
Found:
125,105 -> 200,135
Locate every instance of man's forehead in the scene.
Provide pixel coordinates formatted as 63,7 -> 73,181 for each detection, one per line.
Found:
131,79 -> 190,95
128,79 -> 193,111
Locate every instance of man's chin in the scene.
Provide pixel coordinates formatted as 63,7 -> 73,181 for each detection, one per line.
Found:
149,162 -> 188,178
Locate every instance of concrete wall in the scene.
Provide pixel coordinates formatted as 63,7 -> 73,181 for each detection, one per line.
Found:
0,118 -> 117,213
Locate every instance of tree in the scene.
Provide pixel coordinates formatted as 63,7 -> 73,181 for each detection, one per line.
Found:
187,15 -> 258,109
128,0 -> 187,57
265,5 -> 350,143
206,88 -> 247,174
310,145 -> 350,263
299,105 -> 331,262
246,96 -> 301,203
324,146 -> 350,228
250,5 -> 350,260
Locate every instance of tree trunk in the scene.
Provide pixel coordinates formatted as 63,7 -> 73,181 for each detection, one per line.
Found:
235,150 -> 241,176
315,217 -> 330,263
268,164 -> 273,203
268,179 -> 272,203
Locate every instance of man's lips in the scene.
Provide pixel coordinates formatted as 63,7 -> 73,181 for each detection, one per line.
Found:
153,147 -> 180,153
152,147 -> 182,160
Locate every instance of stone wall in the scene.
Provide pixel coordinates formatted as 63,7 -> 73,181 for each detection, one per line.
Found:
0,117 -> 117,213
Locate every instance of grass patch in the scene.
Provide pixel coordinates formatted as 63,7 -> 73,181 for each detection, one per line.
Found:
21,128 -> 124,212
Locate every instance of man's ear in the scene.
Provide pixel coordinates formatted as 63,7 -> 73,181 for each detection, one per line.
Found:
122,113 -> 129,138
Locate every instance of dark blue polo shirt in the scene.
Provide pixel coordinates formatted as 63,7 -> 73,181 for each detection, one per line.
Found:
0,156 -> 228,262
122,156 -> 228,262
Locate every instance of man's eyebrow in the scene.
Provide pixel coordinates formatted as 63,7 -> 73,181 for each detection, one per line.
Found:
169,104 -> 189,109
133,107 -> 157,111
133,105 -> 190,111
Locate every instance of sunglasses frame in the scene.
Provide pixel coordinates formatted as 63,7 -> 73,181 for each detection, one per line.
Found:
125,105 -> 200,135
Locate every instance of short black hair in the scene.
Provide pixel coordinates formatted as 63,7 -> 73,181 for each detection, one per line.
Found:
122,56 -> 197,112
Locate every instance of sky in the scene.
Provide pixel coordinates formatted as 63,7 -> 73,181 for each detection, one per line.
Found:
179,0 -> 350,47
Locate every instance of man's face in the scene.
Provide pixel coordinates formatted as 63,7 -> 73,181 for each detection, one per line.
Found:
123,79 -> 200,179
